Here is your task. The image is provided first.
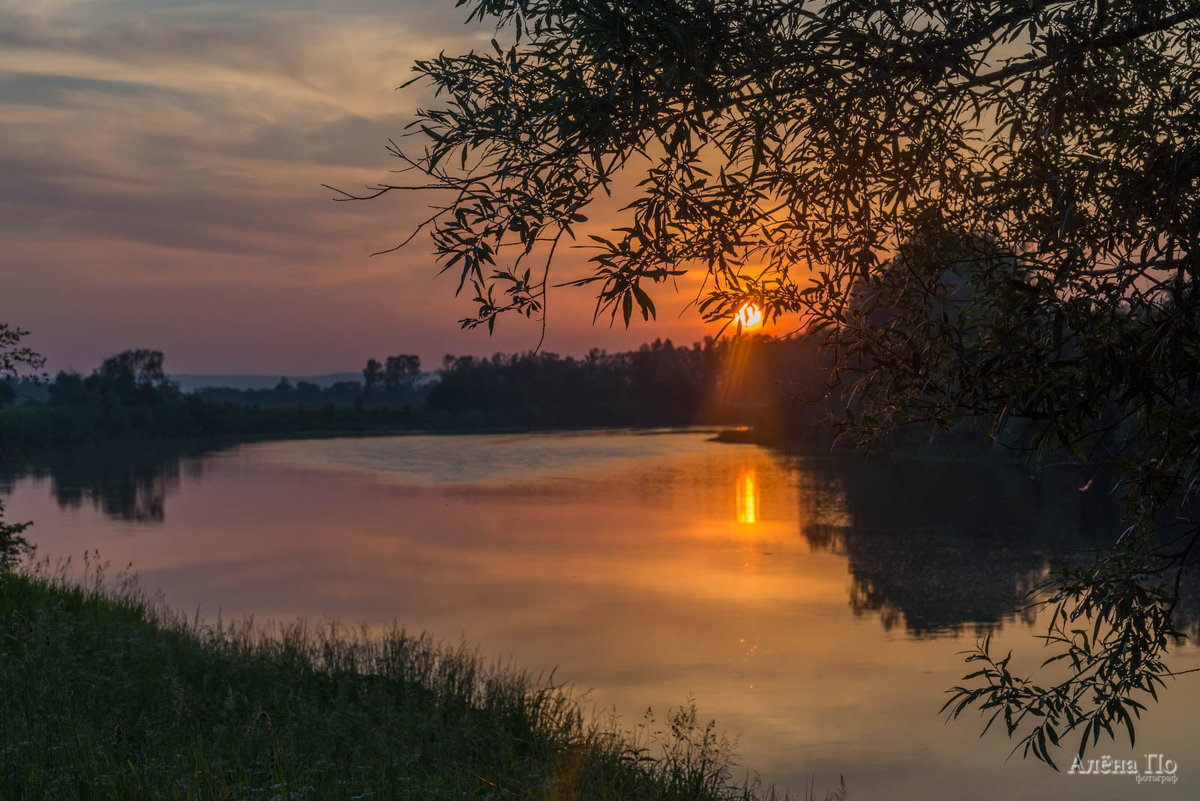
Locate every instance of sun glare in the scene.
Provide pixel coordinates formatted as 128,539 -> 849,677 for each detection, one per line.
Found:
735,303 -> 763,329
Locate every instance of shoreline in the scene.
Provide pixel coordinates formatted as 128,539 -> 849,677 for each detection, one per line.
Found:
0,566 -> 830,800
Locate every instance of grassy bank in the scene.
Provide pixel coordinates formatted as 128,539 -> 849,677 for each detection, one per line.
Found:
0,564 -> 821,801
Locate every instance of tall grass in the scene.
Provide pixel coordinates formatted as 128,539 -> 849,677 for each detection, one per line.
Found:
0,558 -> 841,800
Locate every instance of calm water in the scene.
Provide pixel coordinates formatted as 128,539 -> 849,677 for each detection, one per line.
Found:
3,430 -> 1198,799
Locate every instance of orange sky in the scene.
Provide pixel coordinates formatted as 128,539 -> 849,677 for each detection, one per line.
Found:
1,0 -> 716,375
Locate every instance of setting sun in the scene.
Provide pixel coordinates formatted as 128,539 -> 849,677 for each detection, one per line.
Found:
735,303 -> 763,329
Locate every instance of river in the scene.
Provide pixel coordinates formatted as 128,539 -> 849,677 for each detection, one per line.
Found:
2,429 -> 1197,799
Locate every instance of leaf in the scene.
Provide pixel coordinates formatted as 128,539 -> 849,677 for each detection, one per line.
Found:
631,285 -> 656,321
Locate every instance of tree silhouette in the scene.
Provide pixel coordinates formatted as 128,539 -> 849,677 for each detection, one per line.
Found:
94,350 -> 177,405
0,324 -> 41,565
383,354 -> 421,394
337,0 -> 1200,768
0,324 -> 45,406
362,358 -> 383,396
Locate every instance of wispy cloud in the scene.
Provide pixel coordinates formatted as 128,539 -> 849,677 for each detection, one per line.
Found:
0,0 -> 484,255
1,0 -> 710,373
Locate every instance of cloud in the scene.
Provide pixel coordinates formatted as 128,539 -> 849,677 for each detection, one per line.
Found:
0,0 -> 714,373
0,0 -> 473,261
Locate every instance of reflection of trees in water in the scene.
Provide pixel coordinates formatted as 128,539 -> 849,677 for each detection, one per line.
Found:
0,442 -> 217,523
795,456 -> 1121,636
1162,557 -> 1200,639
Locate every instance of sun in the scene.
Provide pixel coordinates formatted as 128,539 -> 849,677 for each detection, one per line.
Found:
735,302 -> 763,329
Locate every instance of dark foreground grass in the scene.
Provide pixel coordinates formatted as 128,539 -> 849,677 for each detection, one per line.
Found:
0,561 -> 836,801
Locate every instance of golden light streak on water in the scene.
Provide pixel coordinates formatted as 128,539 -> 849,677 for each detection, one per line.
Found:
736,467 -> 758,524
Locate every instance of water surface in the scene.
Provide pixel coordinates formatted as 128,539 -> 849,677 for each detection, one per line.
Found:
3,430 -> 1197,799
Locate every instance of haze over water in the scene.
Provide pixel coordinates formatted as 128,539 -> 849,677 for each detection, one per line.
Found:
4,430 -> 1198,799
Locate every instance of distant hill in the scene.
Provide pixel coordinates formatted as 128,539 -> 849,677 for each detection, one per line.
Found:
170,373 -> 363,392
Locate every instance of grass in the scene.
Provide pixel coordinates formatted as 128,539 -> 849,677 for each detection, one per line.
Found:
0,559 -> 837,801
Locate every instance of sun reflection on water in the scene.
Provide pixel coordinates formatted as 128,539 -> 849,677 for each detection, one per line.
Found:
736,467 -> 758,524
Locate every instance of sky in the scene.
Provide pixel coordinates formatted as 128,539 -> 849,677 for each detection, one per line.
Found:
0,0 -> 715,375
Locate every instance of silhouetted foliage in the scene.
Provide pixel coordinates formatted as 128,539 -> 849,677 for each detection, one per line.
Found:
0,324 -> 41,566
0,340 -> 823,449
428,335 -> 823,428
0,351 -> 415,450
48,349 -> 180,410
384,355 -> 421,394
0,499 -> 32,574
342,0 -> 1200,768
357,354 -> 424,404
0,325 -> 44,382
363,358 -> 383,395
0,325 -> 44,411
194,378 -> 366,408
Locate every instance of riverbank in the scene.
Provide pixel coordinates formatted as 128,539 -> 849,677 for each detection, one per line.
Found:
0,564 -> 821,800
0,399 -> 425,451
0,395 -> 763,454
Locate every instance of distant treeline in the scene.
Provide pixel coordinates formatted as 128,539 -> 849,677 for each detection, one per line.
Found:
193,378 -> 382,408
0,337 -> 837,451
427,336 -> 828,429
191,353 -> 424,408
0,350 -> 422,450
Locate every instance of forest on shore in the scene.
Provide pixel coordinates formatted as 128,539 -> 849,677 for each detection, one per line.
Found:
0,335 -> 839,451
